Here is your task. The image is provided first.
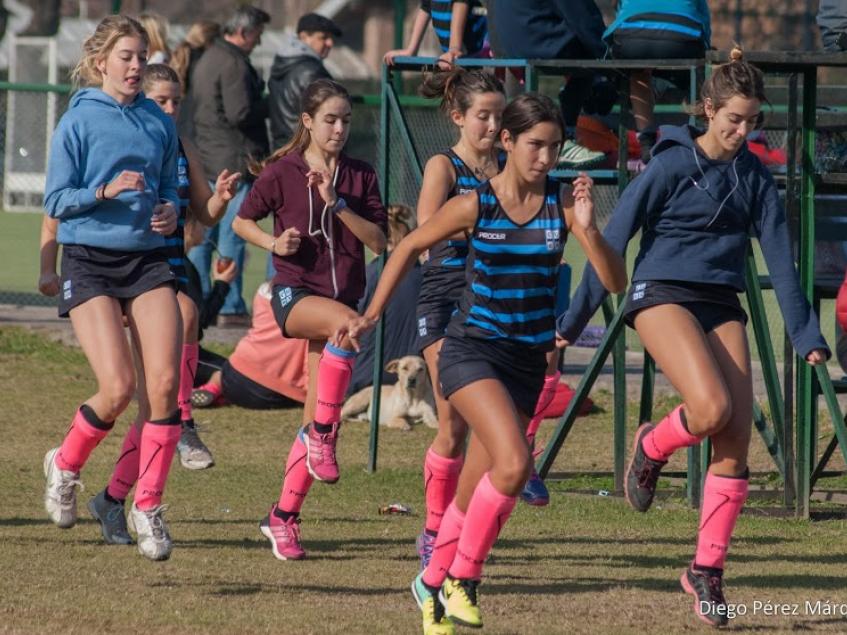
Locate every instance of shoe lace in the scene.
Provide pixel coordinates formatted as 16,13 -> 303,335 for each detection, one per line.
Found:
57,476 -> 83,506
707,574 -> 725,605
636,457 -> 663,490
273,517 -> 301,544
146,505 -> 169,541
458,578 -> 479,606
105,501 -> 124,523
312,430 -> 337,465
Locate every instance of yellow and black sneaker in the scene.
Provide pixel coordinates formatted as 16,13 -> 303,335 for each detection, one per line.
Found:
439,576 -> 482,628
411,573 -> 454,635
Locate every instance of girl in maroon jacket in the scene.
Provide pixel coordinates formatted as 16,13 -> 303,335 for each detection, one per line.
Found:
233,79 -> 387,560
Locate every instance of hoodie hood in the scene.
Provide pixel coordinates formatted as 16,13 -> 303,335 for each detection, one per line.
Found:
69,87 -> 155,131
653,123 -> 753,167
276,32 -> 322,62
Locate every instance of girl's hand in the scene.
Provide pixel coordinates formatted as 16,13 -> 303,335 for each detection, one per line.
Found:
306,168 -> 337,208
555,333 -> 570,350
214,169 -> 242,202
212,257 -> 238,284
38,272 -> 60,297
272,227 -> 301,256
571,173 -> 595,231
806,349 -> 827,366
384,48 -> 413,65
332,315 -> 378,351
437,48 -> 462,69
105,170 -> 145,199
151,201 -> 178,235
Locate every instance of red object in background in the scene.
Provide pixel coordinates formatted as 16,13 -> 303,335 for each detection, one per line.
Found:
747,139 -> 787,167
216,257 -> 233,273
837,271 -> 847,332
540,382 -> 594,419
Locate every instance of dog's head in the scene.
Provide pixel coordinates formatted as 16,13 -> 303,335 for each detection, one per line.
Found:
385,356 -> 428,392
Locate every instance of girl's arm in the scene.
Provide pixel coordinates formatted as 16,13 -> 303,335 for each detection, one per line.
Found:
417,154 -> 455,226
183,138 -> 242,227
754,170 -> 829,363
384,8 -> 431,64
38,216 -> 60,296
307,168 -> 387,254
564,175 -> 627,294
44,122 -> 100,219
335,192 -> 478,348
231,179 -> 301,257
438,0 -> 470,65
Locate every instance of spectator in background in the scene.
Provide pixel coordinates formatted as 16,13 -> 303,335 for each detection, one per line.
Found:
268,13 -> 341,150
188,5 -> 270,328
138,12 -> 171,64
171,19 -> 220,139
818,0 -> 847,51
384,0 -> 490,67
604,0 -> 711,166
487,0 -> 608,168
347,204 -> 421,396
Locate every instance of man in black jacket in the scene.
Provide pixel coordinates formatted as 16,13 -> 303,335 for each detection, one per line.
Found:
188,5 -> 270,327
269,13 -> 342,149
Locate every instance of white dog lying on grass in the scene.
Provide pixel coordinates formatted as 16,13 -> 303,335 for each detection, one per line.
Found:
341,356 -> 437,431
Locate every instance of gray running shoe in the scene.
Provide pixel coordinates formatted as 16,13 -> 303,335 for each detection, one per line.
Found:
43,447 -> 83,528
177,420 -> 214,470
88,489 -> 133,545
128,503 -> 172,561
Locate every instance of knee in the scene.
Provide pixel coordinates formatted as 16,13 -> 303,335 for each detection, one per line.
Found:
100,374 -> 135,418
493,451 -> 532,495
687,394 -> 732,436
145,367 -> 179,406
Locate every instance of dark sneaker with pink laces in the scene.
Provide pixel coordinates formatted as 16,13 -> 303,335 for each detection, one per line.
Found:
305,423 -> 340,483
680,565 -> 729,627
625,423 -> 667,512
259,505 -> 305,561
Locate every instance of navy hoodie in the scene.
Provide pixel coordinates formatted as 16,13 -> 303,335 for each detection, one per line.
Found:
557,124 -> 829,359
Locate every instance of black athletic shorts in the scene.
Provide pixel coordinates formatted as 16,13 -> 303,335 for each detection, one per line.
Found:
415,266 -> 466,352
270,284 -> 357,337
221,361 -> 299,410
58,244 -> 175,318
438,335 -> 547,418
623,280 -> 748,333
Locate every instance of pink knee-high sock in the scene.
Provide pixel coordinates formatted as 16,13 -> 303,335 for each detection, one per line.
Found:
448,472 -> 518,580
424,448 -> 463,534
55,406 -> 113,472
422,501 -> 465,588
107,424 -> 142,501
694,472 -> 749,569
134,412 -> 181,511
178,343 -> 199,422
526,371 -> 561,444
314,344 -> 355,425
277,430 -> 314,513
642,405 -> 699,462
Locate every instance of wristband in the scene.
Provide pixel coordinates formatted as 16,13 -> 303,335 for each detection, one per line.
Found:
269,238 -> 276,254
95,183 -> 107,201
330,197 -> 347,215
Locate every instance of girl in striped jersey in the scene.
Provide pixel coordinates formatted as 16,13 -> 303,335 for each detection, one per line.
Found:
413,68 -> 506,570
85,64 -> 241,558
339,94 -> 626,634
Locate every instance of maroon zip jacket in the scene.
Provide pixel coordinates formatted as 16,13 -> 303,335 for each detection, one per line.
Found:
238,151 -> 387,307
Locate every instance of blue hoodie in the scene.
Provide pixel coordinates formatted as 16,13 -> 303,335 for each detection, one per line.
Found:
557,124 -> 829,359
44,88 -> 179,252
603,0 -> 711,46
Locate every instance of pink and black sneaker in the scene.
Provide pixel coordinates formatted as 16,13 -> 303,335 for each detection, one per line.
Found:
259,505 -> 305,561
680,564 -> 729,627
305,423 -> 340,483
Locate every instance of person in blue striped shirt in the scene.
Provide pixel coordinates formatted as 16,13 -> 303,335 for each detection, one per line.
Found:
338,94 -> 626,635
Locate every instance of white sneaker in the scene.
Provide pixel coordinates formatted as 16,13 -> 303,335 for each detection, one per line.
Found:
128,503 -> 172,561
556,139 -> 605,168
43,447 -> 83,528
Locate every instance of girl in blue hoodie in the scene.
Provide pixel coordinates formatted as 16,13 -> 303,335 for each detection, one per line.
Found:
42,15 -> 183,562
557,48 -> 829,627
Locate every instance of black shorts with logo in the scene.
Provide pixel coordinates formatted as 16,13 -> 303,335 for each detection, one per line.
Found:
623,280 -> 748,333
58,244 -> 176,318
270,284 -> 357,338
415,266 -> 466,352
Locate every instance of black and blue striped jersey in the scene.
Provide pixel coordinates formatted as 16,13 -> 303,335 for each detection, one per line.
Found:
422,0 -> 488,56
447,177 -> 565,350
165,139 -> 190,285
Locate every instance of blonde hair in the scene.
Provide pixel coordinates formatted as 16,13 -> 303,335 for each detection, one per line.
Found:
138,12 -> 170,62
171,20 -> 220,88
71,15 -> 149,88
251,78 -> 352,175
387,204 -> 415,249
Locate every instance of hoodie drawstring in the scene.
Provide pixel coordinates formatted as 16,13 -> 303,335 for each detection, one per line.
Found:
307,167 -> 340,299
689,146 -> 740,230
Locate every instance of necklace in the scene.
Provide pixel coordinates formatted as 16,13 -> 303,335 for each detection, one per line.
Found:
455,144 -> 497,180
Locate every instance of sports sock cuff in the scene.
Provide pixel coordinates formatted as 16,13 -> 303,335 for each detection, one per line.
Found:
148,410 -> 181,426
80,404 -> 115,431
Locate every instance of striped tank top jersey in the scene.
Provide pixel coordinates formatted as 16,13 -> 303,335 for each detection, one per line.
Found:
424,148 -> 501,271
166,139 -> 190,286
426,0 -> 488,55
446,178 -> 565,350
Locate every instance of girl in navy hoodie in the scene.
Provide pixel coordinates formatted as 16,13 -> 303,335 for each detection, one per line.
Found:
233,79 -> 387,561
42,15 -> 182,561
557,48 -> 830,627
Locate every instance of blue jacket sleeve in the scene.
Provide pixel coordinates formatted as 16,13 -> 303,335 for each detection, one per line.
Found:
753,169 -> 830,359
158,121 -> 180,212
556,159 -> 669,342
44,120 -> 98,219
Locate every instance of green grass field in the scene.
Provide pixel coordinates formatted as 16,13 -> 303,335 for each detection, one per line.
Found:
2,326 -> 847,634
